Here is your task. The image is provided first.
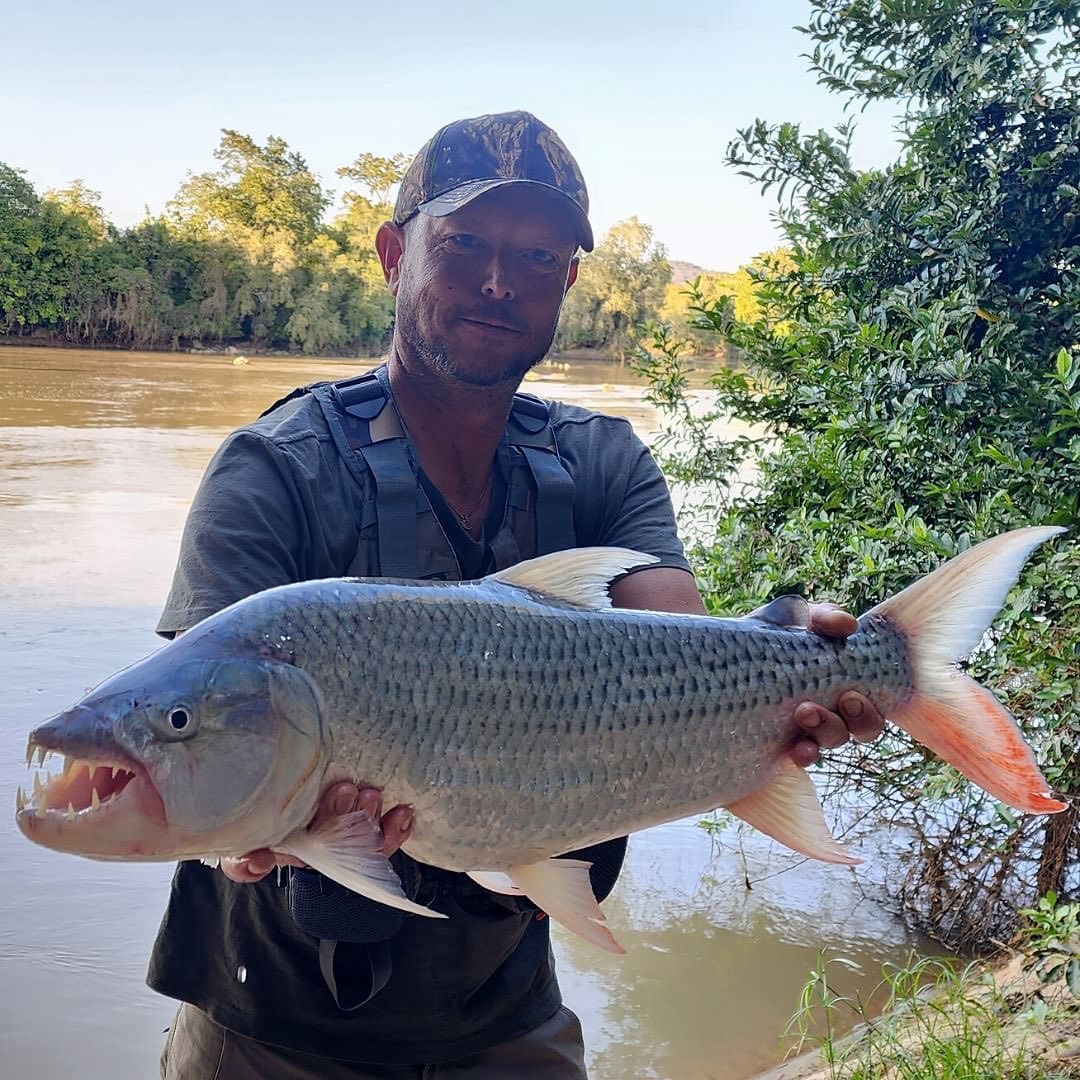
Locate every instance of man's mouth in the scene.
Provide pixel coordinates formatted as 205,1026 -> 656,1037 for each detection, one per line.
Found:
459,317 -> 524,335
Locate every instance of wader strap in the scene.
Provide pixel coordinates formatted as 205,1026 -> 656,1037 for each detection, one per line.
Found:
487,520 -> 524,569
314,369 -> 575,571
317,939 -> 393,1012
519,445 -> 576,555
359,440 -> 419,578
330,373 -> 421,579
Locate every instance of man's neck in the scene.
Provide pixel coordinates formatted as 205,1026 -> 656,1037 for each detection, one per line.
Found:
386,348 -> 519,499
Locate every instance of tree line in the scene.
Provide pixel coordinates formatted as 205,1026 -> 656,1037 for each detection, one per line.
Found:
0,134 -> 758,359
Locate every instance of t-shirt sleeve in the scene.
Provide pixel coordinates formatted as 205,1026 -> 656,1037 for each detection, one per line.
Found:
156,430 -> 311,636
562,415 -> 692,574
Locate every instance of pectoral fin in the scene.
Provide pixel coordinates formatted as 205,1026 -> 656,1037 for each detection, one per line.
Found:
506,858 -> 626,954
726,759 -> 860,865
277,810 -> 446,920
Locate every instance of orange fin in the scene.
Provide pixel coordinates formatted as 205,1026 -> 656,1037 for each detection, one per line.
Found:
866,526 -> 1068,815
891,684 -> 1066,813
727,759 -> 860,865
507,858 -> 626,954
490,548 -> 658,608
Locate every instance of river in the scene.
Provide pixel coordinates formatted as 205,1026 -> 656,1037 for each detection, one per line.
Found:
0,346 -> 933,1079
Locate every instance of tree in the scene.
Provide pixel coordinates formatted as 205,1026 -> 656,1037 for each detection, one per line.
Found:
641,0 -> 1080,949
658,252 -> 794,360
170,130 -> 331,251
558,217 -> 670,359
0,164 -> 104,336
337,152 -> 411,207
44,180 -> 110,240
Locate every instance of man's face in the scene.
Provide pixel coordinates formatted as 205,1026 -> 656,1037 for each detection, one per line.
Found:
379,186 -> 580,389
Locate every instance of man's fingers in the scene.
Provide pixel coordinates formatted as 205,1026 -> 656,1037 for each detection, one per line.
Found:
379,805 -> 415,857
792,701 -> 849,750
357,786 -> 383,824
220,851 -> 277,883
838,691 -> 885,742
790,738 -> 820,769
309,781 -> 362,829
807,604 -> 858,640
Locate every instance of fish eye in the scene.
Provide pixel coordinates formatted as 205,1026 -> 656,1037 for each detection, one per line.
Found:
167,707 -> 191,732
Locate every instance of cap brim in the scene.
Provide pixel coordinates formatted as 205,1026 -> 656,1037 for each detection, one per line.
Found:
418,178 -> 594,252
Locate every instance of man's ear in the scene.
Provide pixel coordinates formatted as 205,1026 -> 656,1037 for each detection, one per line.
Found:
376,222 -> 405,295
565,255 -> 580,293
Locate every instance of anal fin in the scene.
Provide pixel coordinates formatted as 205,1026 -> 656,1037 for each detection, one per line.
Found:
467,870 -> 526,895
507,858 -> 626,954
726,759 -> 860,865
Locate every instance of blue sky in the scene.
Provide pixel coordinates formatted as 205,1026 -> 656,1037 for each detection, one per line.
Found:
3,0 -> 902,269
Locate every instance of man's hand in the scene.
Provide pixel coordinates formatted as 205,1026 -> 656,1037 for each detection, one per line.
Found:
791,603 -> 885,767
609,568 -> 886,768
219,783 -> 414,884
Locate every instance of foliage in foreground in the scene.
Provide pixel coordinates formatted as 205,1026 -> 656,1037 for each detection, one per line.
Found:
640,0 -> 1080,949
787,951 -> 1078,1079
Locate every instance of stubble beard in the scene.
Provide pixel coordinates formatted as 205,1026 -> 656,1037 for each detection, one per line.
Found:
397,308 -> 557,390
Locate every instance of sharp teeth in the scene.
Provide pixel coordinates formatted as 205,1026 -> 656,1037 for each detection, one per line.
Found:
112,766 -> 123,780
33,773 -> 43,796
91,788 -> 101,811
66,803 -> 76,822
36,801 -> 48,819
63,756 -> 74,776
36,747 -> 47,767
16,787 -> 26,811
25,742 -> 33,767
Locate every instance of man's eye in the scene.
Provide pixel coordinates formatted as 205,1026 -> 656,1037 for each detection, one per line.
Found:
525,250 -> 558,267
449,234 -> 483,249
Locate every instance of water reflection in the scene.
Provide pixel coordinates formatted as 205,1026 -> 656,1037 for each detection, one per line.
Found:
0,346 -> 933,1079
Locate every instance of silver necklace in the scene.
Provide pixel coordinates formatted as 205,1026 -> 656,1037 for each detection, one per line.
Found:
448,477 -> 491,533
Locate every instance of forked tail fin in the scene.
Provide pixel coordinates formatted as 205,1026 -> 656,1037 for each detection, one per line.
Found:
866,526 -> 1068,814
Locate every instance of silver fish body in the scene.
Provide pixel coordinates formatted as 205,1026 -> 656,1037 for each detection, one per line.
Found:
230,576 -> 909,870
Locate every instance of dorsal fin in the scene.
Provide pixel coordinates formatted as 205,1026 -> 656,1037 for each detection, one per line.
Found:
489,548 -> 659,609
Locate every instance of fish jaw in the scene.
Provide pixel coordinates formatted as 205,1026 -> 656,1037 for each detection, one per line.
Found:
15,651 -> 333,862
16,709 -> 184,859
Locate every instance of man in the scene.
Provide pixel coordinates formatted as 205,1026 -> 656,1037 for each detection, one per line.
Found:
154,110 -> 883,1078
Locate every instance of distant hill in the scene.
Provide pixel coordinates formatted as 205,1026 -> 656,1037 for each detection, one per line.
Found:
669,259 -> 710,284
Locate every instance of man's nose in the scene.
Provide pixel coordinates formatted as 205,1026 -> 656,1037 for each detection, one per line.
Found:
481,255 -> 516,301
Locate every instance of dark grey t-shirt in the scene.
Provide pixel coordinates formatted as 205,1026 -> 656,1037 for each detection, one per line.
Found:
149,383 -> 692,1063
158,389 -> 690,635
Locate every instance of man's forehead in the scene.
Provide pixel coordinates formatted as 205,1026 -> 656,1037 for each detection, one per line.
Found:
430,186 -> 579,242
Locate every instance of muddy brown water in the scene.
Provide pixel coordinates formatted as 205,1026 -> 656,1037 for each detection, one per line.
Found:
0,346 -> 934,1079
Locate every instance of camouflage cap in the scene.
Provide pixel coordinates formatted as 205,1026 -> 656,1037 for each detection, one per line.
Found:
393,110 -> 594,252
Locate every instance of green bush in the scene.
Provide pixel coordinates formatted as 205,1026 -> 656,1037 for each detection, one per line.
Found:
641,0 -> 1080,949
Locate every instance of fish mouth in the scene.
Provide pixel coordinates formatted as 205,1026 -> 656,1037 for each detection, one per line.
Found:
15,739 -> 167,852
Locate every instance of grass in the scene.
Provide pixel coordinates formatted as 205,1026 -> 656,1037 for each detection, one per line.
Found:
784,950 -> 1080,1079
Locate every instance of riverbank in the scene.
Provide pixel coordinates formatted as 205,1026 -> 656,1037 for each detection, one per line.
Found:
0,334 -> 629,366
0,332 -> 382,358
755,950 -> 1080,1079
